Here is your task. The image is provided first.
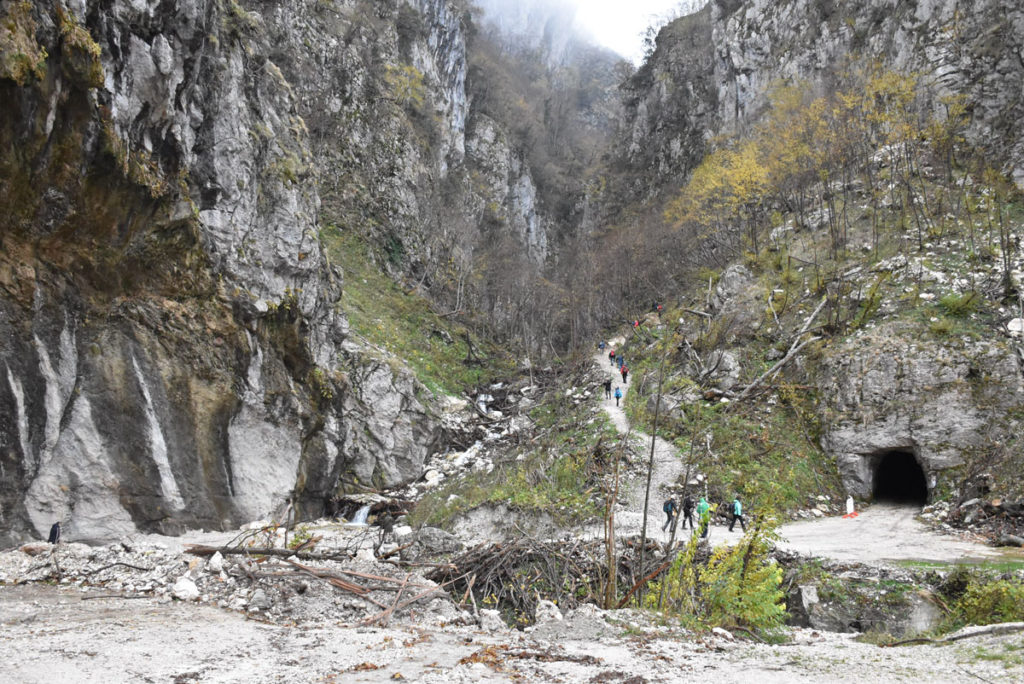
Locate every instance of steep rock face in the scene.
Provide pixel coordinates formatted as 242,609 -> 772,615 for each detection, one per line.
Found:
0,0 -> 607,543
712,0 -> 1024,186
818,323 -> 1024,499
1,0 -> 494,544
614,4 -> 717,205
618,0 -> 1024,198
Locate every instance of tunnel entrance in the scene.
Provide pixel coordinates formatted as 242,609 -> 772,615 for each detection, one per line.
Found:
872,451 -> 928,505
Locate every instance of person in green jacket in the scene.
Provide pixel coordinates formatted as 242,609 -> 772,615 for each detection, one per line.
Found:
696,496 -> 711,539
728,496 -> 746,532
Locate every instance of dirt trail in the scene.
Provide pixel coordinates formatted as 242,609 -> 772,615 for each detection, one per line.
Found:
593,339 -> 749,545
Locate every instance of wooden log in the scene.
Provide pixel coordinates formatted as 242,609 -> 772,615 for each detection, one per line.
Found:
184,544 -> 353,562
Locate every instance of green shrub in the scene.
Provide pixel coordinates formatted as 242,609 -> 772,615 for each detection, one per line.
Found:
948,579 -> 1024,629
938,291 -> 980,317
929,317 -> 955,336
648,524 -> 786,635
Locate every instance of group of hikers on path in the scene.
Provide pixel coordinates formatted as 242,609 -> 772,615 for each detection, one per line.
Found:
598,336 -> 747,541
599,340 -> 627,406
662,494 -> 747,538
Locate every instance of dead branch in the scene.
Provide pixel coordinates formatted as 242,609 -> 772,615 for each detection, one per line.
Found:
731,335 -> 822,404
376,573 -> 411,628
361,577 -> 458,626
184,544 -> 353,562
616,558 -> 673,609
84,562 -> 154,575
883,622 -> 1024,647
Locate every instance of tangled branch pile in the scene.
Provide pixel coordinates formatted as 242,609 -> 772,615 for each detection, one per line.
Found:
427,536 -> 668,626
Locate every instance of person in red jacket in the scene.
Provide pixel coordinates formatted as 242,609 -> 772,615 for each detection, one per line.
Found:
620,365 -> 629,384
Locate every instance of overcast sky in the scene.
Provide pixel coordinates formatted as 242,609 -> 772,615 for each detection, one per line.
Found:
571,1 -> 697,63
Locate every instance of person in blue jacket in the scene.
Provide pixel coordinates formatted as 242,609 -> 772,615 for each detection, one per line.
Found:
728,496 -> 746,532
613,386 -> 622,407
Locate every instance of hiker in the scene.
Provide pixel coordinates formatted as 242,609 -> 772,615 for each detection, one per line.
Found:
681,495 -> 695,530
662,497 -> 678,532
598,340 -> 605,351
603,379 -> 612,399
609,349 -> 616,366
620,365 -> 629,384
617,355 -> 624,370
729,496 -> 746,532
614,386 -> 622,407
48,521 -> 61,544
696,496 -> 711,539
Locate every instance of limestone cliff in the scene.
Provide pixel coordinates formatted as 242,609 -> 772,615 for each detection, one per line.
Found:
616,0 -> 1024,199
0,0 -> 600,544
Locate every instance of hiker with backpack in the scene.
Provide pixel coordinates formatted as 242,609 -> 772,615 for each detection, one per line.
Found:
696,496 -> 711,539
603,379 -> 612,399
662,496 -> 678,532
609,349 -> 616,366
620,365 -> 629,384
613,386 -> 622,407
729,496 -> 746,532
681,495 -> 695,530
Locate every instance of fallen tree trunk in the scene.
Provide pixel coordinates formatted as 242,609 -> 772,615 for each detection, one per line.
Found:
883,622 -> 1024,647
184,544 -> 353,562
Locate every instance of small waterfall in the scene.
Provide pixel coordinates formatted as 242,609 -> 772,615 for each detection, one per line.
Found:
131,355 -> 185,510
350,504 -> 371,526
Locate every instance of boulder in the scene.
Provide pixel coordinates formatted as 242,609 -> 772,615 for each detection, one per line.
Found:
534,600 -> 563,624
248,588 -> 271,612
207,552 -> 224,574
478,609 -> 506,632
19,543 -> 52,557
171,576 -> 199,601
398,527 -> 464,561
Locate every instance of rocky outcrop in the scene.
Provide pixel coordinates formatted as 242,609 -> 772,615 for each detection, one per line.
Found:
818,322 -> 1024,499
0,0 -> 624,544
613,4 -> 717,205
617,0 -> 1024,198
711,0 -> 1024,183
0,0 -> 502,544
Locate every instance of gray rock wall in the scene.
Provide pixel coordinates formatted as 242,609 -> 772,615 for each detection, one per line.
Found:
1,0 -> 502,543
618,0 -> 1024,199
818,323 -> 1024,499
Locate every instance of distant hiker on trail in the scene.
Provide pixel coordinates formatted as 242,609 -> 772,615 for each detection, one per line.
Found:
681,495 -> 695,530
662,497 -> 678,532
696,496 -> 711,539
598,340 -> 605,351
614,386 -> 622,407
620,365 -> 629,384
48,521 -> 61,544
609,349 -> 616,366
603,379 -> 612,399
729,496 -> 746,532
617,355 -> 624,370
633,319 -> 640,329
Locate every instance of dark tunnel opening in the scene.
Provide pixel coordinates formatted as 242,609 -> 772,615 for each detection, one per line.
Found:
873,451 -> 928,505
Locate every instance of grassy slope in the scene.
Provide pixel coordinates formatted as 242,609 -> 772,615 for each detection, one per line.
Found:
322,226 -> 616,527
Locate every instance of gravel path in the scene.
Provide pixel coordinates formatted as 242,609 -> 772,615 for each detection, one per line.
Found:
594,339 -> 755,547
3,583 -> 1022,683
777,502 -> 1011,564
